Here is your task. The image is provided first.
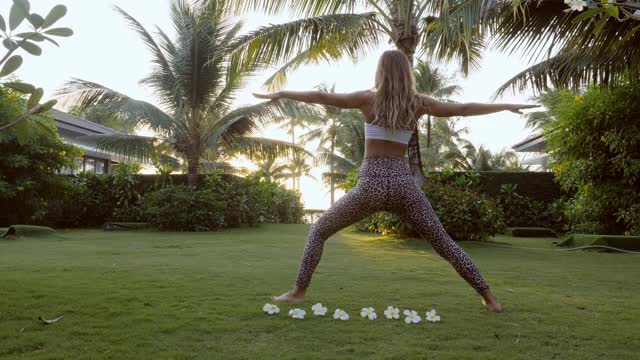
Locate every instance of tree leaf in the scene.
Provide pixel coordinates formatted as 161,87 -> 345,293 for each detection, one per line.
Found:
9,2 -> 28,31
42,5 -> 67,29
41,35 -> 59,47
19,41 -> 42,56
3,38 -> 18,51
16,32 -> 46,42
0,14 -> 6,32
34,99 -> 57,114
3,81 -> 36,93
27,88 -> 44,109
15,116 -> 31,145
0,55 -> 23,77
44,27 -> 73,37
28,14 -> 44,29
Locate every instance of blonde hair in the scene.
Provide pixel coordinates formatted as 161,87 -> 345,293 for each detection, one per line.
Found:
372,50 -> 420,131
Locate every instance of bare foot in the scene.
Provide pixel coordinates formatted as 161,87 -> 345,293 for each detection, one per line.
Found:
482,298 -> 503,313
480,289 -> 503,313
271,290 -> 305,303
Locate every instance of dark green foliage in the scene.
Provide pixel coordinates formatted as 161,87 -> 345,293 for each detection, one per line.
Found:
496,184 -> 568,231
423,173 -> 506,241
558,234 -> 640,251
0,87 -> 82,226
142,185 -> 226,232
350,172 -> 506,241
507,227 -> 557,238
111,163 -> 144,222
546,84 -> 640,235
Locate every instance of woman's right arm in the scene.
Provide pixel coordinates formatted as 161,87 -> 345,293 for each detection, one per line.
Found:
254,90 -> 371,110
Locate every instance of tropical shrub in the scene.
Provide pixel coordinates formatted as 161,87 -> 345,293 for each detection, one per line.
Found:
546,84 -> 640,235
142,185 -> 226,231
110,163 -> 144,222
0,87 -> 82,226
348,171 -> 505,241
495,184 -> 568,231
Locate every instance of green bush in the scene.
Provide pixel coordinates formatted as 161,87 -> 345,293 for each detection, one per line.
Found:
546,84 -> 640,235
142,185 -> 226,231
424,174 -> 506,241
0,87 -> 83,226
496,184 -> 568,231
350,172 -> 506,241
111,163 -> 145,222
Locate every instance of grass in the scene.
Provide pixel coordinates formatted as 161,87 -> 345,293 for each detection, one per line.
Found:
1,225 -> 639,360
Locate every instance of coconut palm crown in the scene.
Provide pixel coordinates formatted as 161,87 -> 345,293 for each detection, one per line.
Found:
58,0 -> 377,185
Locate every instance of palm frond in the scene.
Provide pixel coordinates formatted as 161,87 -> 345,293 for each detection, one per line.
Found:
56,79 -> 175,133
77,134 -> 157,161
229,0 -> 362,17
231,136 -> 314,160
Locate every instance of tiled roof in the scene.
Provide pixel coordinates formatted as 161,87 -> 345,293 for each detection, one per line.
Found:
512,133 -> 544,149
50,109 -> 121,135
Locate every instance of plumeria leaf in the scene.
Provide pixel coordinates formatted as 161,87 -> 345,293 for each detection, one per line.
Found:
9,0 -> 30,31
16,32 -> 47,42
0,55 -> 23,77
19,41 -> 42,56
42,5 -> 67,29
3,38 -> 18,51
27,88 -> 44,109
33,99 -> 57,114
44,27 -> 73,37
0,14 -> 6,32
28,14 -> 44,29
3,81 -> 36,93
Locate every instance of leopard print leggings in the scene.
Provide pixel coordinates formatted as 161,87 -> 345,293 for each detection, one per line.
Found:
295,155 -> 490,294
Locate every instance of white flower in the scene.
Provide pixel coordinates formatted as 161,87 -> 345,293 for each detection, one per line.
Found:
262,303 -> 280,315
425,309 -> 441,323
565,0 -> 587,11
360,307 -> 377,320
333,309 -> 349,321
312,303 -> 328,316
384,306 -> 400,319
403,310 -> 421,324
288,308 -> 306,319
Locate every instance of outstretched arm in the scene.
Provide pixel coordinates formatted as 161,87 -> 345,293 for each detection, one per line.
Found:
254,90 -> 370,109
420,95 -> 538,117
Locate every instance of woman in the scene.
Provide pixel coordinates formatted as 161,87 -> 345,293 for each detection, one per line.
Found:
254,50 -> 536,312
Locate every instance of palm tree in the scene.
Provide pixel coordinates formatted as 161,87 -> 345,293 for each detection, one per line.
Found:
230,0 -> 483,186
443,143 -> 525,171
285,150 -> 317,192
423,1 -> 640,95
523,90 -> 563,132
419,116 -> 471,171
247,153 -> 290,183
413,60 -> 461,170
300,84 -> 355,205
57,1 -> 320,186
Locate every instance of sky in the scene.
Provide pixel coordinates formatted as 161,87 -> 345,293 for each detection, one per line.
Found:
11,0 -> 540,209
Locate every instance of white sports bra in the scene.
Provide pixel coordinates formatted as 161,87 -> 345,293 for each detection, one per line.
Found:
364,122 -> 412,144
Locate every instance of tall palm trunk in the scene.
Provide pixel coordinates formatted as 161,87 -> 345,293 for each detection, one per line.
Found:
291,128 -> 296,191
390,2 -> 426,187
330,134 -> 336,206
426,114 -> 432,171
187,154 -> 200,187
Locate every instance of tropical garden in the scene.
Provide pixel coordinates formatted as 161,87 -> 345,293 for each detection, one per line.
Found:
1,0 -> 639,359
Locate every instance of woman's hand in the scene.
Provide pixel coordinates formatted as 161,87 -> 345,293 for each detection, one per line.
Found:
507,104 -> 539,114
253,92 -> 283,101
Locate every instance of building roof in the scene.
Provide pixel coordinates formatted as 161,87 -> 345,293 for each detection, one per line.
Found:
512,133 -> 546,153
50,109 -> 121,135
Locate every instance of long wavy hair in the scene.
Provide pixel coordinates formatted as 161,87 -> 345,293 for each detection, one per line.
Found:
372,50 -> 421,131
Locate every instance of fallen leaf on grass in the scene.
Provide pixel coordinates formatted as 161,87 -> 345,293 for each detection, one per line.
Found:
38,316 -> 63,325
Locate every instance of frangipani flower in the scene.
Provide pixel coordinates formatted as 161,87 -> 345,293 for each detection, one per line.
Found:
403,310 -> 421,324
289,308 -> 306,319
262,303 -> 280,315
564,0 -> 587,11
426,309 -> 441,323
384,306 -> 400,319
312,303 -> 328,316
333,309 -> 349,321
360,307 -> 377,320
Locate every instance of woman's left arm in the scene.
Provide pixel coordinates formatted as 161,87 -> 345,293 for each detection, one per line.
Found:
420,95 -> 538,117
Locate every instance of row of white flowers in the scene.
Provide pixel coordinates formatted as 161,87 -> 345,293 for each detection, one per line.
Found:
263,303 -> 441,324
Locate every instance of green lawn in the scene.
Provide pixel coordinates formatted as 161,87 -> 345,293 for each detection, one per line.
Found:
1,225 -> 638,360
